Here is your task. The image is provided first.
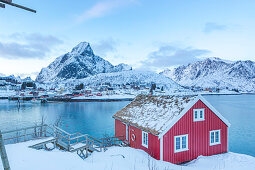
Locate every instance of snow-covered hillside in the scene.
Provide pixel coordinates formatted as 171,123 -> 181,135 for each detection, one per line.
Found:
160,57 -> 255,92
36,42 -> 132,83
60,70 -> 185,92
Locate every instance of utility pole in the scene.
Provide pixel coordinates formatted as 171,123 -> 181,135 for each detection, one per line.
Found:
0,131 -> 10,170
0,0 -> 36,13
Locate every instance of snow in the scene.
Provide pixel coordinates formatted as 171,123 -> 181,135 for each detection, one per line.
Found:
113,95 -> 197,135
70,143 -> 87,150
36,42 -> 132,83
161,57 -> 255,92
65,70 -> 185,93
0,90 -> 16,97
71,42 -> 90,55
1,139 -> 255,170
73,94 -> 136,100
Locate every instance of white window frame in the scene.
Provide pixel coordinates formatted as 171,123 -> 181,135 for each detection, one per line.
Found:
142,131 -> 148,148
125,124 -> 128,141
174,134 -> 188,153
210,130 -> 221,146
193,109 -> 205,122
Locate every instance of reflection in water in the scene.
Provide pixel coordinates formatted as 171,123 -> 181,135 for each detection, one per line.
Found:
0,100 -> 129,139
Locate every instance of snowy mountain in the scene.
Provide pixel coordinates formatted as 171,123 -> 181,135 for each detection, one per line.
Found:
160,57 -> 255,92
22,77 -> 33,82
59,70 -> 185,92
36,42 -> 132,83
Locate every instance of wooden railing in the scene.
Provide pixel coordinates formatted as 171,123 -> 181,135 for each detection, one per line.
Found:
52,126 -> 105,151
99,136 -> 126,147
2,125 -> 128,153
1,124 -> 54,145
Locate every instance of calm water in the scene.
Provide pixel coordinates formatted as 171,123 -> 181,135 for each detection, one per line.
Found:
0,100 -> 129,139
0,95 -> 255,157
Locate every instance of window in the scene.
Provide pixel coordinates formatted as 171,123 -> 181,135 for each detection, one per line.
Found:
142,131 -> 148,148
174,134 -> 188,153
210,130 -> 221,146
126,124 -> 128,141
193,109 -> 205,121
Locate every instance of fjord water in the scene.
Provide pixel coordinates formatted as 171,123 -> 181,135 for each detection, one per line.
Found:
0,100 -> 129,139
0,95 -> 255,157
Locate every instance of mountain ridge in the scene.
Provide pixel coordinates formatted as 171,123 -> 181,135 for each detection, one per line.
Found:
36,42 -> 132,83
160,57 -> 255,92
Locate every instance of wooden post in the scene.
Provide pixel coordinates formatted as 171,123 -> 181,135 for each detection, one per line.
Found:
68,135 -> 70,151
44,126 -> 46,137
85,136 -> 88,158
0,130 -> 11,170
24,129 -> 26,141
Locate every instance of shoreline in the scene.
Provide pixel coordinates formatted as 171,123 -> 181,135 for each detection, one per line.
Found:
0,96 -> 134,102
1,93 -> 255,102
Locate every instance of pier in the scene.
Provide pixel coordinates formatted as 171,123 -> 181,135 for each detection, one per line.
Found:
1,124 -> 128,160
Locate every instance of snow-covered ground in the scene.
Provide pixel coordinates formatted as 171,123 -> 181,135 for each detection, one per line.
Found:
1,139 -> 255,170
0,90 -> 16,97
73,94 -> 136,100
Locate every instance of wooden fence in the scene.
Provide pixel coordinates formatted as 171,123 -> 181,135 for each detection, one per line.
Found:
1,124 -> 54,145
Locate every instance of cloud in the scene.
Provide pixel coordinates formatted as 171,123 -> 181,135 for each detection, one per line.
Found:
0,33 -> 63,59
203,22 -> 227,33
76,0 -> 136,22
92,38 -> 118,56
141,45 -> 210,70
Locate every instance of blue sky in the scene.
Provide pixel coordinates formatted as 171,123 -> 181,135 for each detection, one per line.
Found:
0,0 -> 255,78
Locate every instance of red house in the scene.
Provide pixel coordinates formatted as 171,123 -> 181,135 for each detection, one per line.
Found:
113,95 -> 230,164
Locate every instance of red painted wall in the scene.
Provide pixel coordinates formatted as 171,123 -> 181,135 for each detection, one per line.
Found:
115,119 -> 127,140
128,125 -> 160,160
115,119 -> 161,160
163,99 -> 228,164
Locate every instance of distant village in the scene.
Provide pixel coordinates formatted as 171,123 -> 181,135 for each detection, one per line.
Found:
0,75 -> 167,100
0,75 -> 240,101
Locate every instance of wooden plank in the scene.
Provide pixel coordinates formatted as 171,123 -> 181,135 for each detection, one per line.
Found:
0,131 -> 11,170
29,137 -> 56,148
0,0 -> 36,13
54,126 -> 71,136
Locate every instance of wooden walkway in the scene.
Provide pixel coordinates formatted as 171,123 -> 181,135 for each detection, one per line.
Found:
1,124 -> 128,160
24,125 -> 128,159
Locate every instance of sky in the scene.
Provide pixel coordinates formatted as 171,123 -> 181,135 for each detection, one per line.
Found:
0,0 -> 255,79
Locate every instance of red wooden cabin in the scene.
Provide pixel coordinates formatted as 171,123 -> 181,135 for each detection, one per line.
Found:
113,95 -> 230,164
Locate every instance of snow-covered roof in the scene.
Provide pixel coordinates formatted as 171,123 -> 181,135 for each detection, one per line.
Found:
113,95 -> 197,135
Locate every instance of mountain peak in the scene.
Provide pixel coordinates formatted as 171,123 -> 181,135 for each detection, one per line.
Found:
160,57 -> 255,92
71,42 -> 93,55
36,41 -> 132,83
206,57 -> 234,64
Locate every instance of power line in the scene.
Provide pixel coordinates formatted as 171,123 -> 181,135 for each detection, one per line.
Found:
0,0 -> 36,13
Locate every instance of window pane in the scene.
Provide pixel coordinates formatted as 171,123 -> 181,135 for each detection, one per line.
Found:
200,111 -> 203,118
195,111 -> 197,119
176,137 -> 180,150
215,131 -> 219,143
146,133 -> 148,145
143,133 -> 145,144
182,136 -> 186,149
211,132 -> 214,143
